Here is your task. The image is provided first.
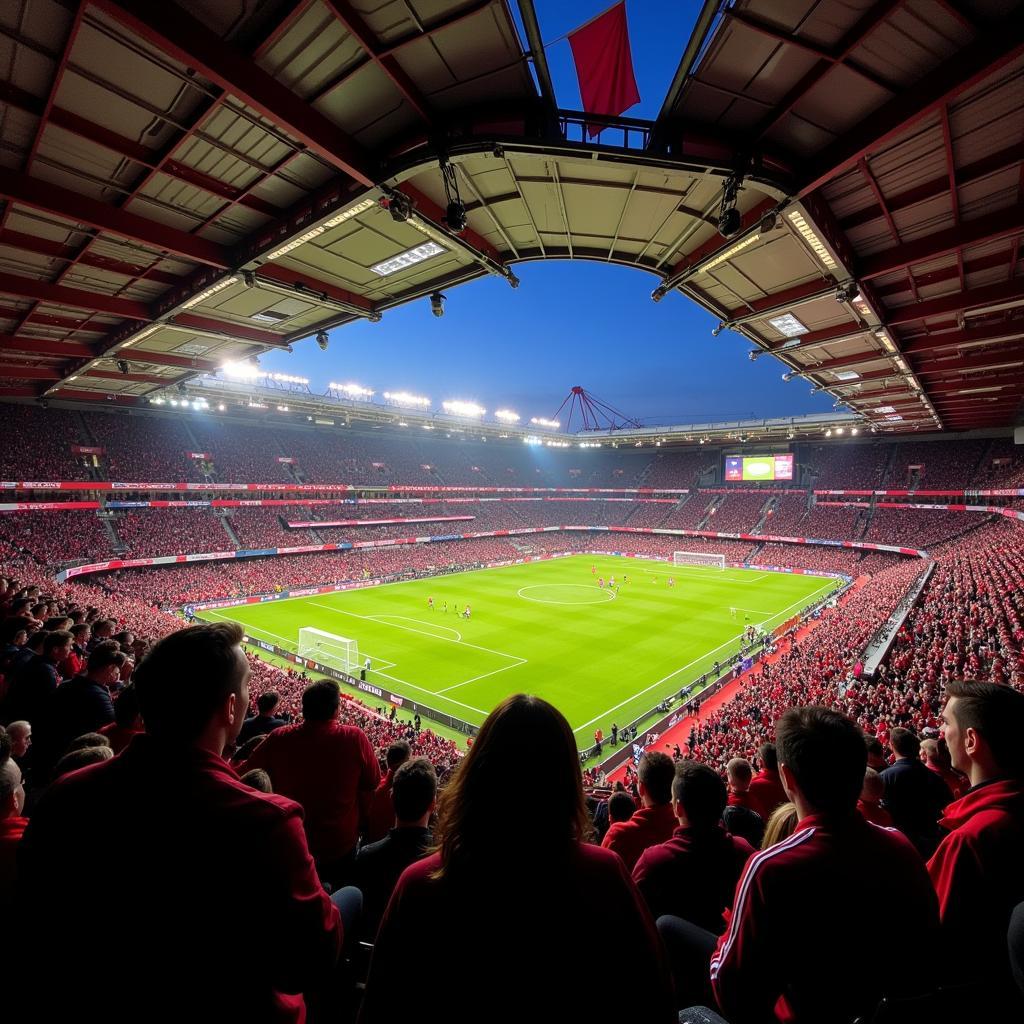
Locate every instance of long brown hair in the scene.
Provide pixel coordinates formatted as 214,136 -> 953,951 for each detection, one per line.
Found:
433,694 -> 591,879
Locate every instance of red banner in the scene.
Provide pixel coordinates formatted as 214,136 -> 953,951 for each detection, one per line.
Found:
277,457 -> 296,464
186,452 -> 212,459
71,445 -> 105,455
287,515 -> 476,529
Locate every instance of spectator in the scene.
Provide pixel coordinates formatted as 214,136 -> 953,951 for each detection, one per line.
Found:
709,707 -> 941,1023
237,690 -> 287,745
97,683 -> 144,754
16,621 -> 344,1023
34,641 -> 122,777
59,622 -> 91,680
927,681 -> 1024,1014
359,694 -> 675,1023
856,768 -> 893,827
760,801 -> 799,849
880,727 -> 952,857
609,790 -> 636,825
726,756 -> 754,808
5,720 -> 31,767
635,760 -> 754,929
0,756 -> 27,910
920,737 -> 968,799
366,740 -> 412,843
601,751 -> 676,870
240,768 -> 273,793
239,679 -> 380,888
1,630 -> 72,728
354,756 -> 437,938
722,800 -> 764,850
52,743 -> 113,779
747,742 -> 786,820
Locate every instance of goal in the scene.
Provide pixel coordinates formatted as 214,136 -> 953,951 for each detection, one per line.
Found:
673,551 -> 725,570
298,627 -> 360,675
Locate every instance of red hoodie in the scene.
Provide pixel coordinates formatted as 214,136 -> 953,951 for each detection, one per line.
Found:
747,769 -> 787,820
927,778 -> 1024,1008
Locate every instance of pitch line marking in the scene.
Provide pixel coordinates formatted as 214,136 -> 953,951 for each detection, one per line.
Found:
369,615 -> 463,641
517,583 -> 617,606
571,577 -> 839,735
436,660 -> 526,694
640,566 -> 770,584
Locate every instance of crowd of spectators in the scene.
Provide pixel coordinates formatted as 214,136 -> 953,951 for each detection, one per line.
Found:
115,509 -> 234,557
0,406 -> 91,481
865,507 -> 990,549
0,511 -> 112,565
886,440 -> 989,489
83,411 -> 196,480
703,493 -> 772,533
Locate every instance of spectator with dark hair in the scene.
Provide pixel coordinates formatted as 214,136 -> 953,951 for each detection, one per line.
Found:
366,739 -> 412,843
928,681 -> 1024,1014
635,760 -> 754,929
238,690 -> 287,745
52,743 -> 113,779
880,726 -> 951,857
608,790 -> 636,826
360,695 -> 674,1023
709,707 -> 940,1023
59,622 -> 91,680
34,641 -> 122,777
747,742 -> 786,820
355,756 -> 437,937
97,683 -> 144,754
1,629 -> 72,728
239,678 -> 380,888
86,618 -> 115,651
864,734 -> 887,773
0,756 -> 27,910
240,768 -> 273,793
857,768 -> 892,827
17,621 -> 344,1023
601,751 -> 676,870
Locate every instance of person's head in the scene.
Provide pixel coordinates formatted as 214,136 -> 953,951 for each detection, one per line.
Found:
65,733 -> 111,755
759,742 -> 778,773
0,759 -> 25,818
134,622 -> 249,752
301,680 -> 340,723
942,681 -> 1024,782
53,745 -> 113,779
256,691 -> 280,717
776,707 -> 867,818
392,757 -> 437,826
43,630 -> 74,664
6,721 -> 31,759
761,802 -> 799,849
70,622 -> 92,646
860,767 -> 885,804
672,760 -> 727,829
434,694 -> 589,876
727,757 -> 753,793
919,737 -> 952,770
43,616 -> 72,633
638,751 -> 675,807
86,641 -> 126,685
608,791 -> 636,824
93,619 -> 116,640
25,630 -> 49,654
0,727 -> 9,767
240,768 -> 273,793
864,734 -> 887,770
386,740 -> 412,771
889,727 -> 920,761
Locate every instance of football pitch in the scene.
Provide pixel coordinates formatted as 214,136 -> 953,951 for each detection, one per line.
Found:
201,555 -> 840,746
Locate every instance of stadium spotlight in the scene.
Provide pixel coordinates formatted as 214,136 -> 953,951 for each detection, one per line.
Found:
717,206 -> 742,238
430,291 -> 446,317
445,200 -> 467,233
116,359 -> 130,375
316,330 -> 329,351
825,428 -> 833,437
782,372 -> 794,382
836,427 -> 844,435
851,427 -> 859,435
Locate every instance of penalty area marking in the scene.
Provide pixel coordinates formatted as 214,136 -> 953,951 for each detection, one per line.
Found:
517,584 -> 617,606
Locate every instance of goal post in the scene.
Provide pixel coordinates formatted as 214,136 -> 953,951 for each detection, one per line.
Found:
298,627 -> 360,675
673,550 -> 726,570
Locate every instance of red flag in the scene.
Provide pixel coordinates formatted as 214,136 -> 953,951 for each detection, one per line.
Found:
567,2 -> 641,138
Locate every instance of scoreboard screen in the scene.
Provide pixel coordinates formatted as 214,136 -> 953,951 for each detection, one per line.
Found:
724,453 -> 794,482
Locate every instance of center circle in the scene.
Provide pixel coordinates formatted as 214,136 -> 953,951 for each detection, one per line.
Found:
517,584 -> 617,605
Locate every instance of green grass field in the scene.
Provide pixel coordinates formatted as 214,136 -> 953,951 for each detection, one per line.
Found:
201,555 -> 839,746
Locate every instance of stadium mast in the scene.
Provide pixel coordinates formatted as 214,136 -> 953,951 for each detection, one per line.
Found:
551,386 -> 643,431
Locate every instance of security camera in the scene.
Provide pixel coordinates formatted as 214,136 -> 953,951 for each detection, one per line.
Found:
760,211 -> 778,233
316,331 -> 329,351
430,292 -> 446,318
387,192 -> 412,223
835,280 -> 860,304
445,199 -> 467,233
116,359 -> 130,374
717,206 -> 742,238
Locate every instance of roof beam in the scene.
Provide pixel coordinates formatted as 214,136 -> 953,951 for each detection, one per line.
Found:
798,31 -> 1024,197
83,367 -> 175,385
652,0 -> 721,137
726,280 -> 836,326
785,348 -> 889,376
0,385 -> 40,398
0,168 -> 230,268
0,363 -> 63,381
902,319 -> 1024,356
91,0 -> 377,187
0,333 -> 93,359
887,279 -> 1024,326
321,0 -> 432,121
859,205 -> 1024,281
0,272 -> 149,319
102,349 -> 219,372
515,0 -> 558,119
0,305 -> 103,333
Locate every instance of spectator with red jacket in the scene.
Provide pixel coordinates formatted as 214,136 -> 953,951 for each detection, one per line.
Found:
15,621 -> 345,1023
709,707 -> 941,1023
360,695 -> 675,1024
601,751 -> 676,870
365,739 -> 411,843
240,678 -> 380,888
747,742 -> 787,820
927,680 -> 1024,1015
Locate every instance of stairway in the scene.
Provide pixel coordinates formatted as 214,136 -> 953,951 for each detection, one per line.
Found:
218,513 -> 242,548
696,494 -> 724,531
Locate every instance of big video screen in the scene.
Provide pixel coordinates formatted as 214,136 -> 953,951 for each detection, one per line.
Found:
725,453 -> 794,482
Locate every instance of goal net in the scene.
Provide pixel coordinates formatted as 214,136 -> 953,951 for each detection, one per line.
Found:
673,551 -> 725,570
298,627 -> 359,675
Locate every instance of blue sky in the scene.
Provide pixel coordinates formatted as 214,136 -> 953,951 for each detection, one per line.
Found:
260,1 -> 835,428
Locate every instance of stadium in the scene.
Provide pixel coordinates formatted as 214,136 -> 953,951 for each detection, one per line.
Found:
1,1 -> 1023,1021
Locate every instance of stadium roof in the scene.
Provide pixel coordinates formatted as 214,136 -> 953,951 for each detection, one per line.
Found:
1,0 -> 1021,433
